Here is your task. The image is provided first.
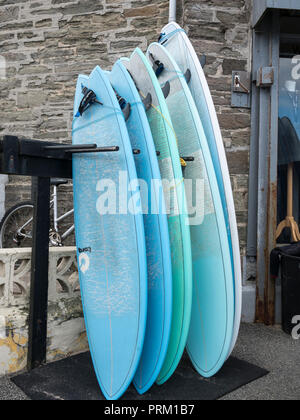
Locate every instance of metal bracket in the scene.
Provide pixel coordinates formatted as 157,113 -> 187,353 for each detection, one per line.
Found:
256,66 -> 274,88
44,144 -> 120,154
181,156 -> 195,162
231,71 -> 251,109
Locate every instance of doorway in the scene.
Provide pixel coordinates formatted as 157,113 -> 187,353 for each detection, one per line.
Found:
277,27 -> 300,244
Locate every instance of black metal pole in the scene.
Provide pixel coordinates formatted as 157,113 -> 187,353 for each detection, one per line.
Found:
27,177 -> 51,371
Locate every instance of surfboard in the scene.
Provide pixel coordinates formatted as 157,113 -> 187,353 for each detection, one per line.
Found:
108,60 -> 173,395
122,48 -> 193,386
147,42 -> 235,378
72,67 -> 147,400
159,22 -> 242,359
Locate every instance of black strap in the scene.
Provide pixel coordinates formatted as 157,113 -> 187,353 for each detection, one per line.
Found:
113,88 -> 131,122
149,53 -> 164,77
114,89 -> 126,110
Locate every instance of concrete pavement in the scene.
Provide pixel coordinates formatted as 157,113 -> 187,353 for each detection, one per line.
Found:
0,323 -> 299,400
222,323 -> 300,400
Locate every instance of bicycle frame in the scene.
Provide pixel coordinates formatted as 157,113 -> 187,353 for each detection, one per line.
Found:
16,185 -> 74,244
52,185 -> 75,241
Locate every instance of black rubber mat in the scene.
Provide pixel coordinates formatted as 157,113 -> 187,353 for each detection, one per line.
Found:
12,352 -> 268,400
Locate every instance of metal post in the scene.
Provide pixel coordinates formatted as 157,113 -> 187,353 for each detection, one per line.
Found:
255,11 -> 280,325
247,29 -> 260,258
265,11 -> 280,325
27,177 -> 51,370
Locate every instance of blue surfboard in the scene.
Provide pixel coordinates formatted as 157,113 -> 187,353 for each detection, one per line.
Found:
160,22 -> 242,359
72,66 -> 147,400
108,60 -> 173,395
147,43 -> 235,378
122,49 -> 193,386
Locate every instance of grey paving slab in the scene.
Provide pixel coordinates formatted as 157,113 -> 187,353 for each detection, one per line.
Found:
0,376 -> 29,400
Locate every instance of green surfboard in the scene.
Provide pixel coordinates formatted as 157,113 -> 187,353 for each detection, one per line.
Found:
122,48 -> 193,385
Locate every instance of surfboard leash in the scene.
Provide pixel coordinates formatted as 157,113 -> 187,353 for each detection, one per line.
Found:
75,86 -> 103,117
158,28 -> 187,45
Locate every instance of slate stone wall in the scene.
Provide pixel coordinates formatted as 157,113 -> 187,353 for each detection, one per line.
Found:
0,0 -> 170,243
0,0 -> 252,253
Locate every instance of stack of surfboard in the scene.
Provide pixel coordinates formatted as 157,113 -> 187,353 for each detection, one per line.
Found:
72,23 -> 242,400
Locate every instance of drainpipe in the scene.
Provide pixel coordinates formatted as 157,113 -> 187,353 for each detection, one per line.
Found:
169,0 -> 177,23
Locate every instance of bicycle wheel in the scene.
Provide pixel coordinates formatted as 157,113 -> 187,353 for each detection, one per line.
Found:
0,202 -> 34,248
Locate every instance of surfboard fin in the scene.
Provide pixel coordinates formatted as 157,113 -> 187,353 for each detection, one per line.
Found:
142,93 -> 152,111
162,82 -> 170,99
76,86 -> 103,117
122,103 -> 131,121
200,55 -> 206,68
184,69 -> 191,84
125,69 -> 152,112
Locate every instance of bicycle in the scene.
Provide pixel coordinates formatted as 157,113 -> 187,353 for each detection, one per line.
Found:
0,178 -> 75,248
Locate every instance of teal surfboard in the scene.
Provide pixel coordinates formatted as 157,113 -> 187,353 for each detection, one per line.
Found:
108,60 -> 173,394
147,43 -> 235,378
122,49 -> 193,386
160,22 -> 242,359
72,66 -> 147,400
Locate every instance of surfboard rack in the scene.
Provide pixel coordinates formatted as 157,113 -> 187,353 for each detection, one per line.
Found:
0,135 -> 122,372
44,144 -> 120,154
181,156 -> 195,162
181,157 -> 195,174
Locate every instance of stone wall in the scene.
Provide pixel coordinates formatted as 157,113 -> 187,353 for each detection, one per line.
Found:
183,0 -> 252,253
0,0 -> 252,253
0,0 -> 170,215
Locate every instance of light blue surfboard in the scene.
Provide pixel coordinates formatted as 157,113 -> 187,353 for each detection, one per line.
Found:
72,66 -> 147,400
108,60 -> 173,395
147,43 -> 235,378
160,22 -> 242,358
122,49 -> 193,386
